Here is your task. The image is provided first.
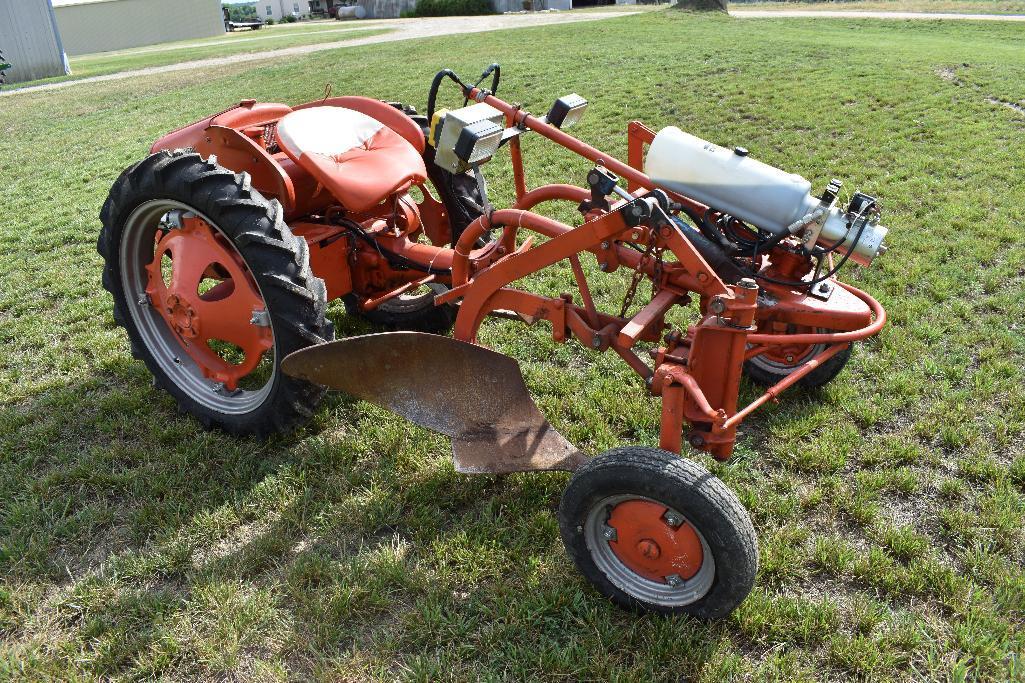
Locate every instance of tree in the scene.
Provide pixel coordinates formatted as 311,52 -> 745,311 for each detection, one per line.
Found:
223,2 -> 258,22
673,0 -> 727,11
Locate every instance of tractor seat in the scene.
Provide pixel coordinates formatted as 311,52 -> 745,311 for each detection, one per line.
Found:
276,106 -> 427,213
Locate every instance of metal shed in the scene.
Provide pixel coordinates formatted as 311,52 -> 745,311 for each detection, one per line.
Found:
0,0 -> 70,84
52,0 -> 225,57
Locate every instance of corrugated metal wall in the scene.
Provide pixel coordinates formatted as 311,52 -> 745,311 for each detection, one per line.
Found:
0,0 -> 70,83
54,0 -> 224,57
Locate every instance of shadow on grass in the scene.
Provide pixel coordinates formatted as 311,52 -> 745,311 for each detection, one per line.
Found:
7,349 -> 727,678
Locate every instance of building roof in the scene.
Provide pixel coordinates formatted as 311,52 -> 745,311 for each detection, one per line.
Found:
52,0 -> 132,7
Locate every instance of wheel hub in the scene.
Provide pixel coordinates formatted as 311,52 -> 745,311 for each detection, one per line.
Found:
166,294 -> 199,338
637,538 -> 661,560
606,499 -> 703,584
143,214 -> 272,390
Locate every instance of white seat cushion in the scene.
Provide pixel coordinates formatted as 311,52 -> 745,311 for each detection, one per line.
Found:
276,106 -> 384,158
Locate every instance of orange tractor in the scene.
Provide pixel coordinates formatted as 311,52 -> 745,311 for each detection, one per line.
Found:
99,65 -> 888,617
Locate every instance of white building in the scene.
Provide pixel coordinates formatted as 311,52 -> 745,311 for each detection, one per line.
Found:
257,0 -> 311,21
52,0 -> 225,56
0,0 -> 70,83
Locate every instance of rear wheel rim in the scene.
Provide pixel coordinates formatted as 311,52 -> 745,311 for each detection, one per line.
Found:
376,285 -> 437,314
584,494 -> 715,607
119,199 -> 276,415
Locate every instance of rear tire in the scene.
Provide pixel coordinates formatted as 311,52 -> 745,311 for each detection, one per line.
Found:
98,149 -> 333,437
344,283 -> 456,334
745,327 -> 853,389
559,446 -> 757,618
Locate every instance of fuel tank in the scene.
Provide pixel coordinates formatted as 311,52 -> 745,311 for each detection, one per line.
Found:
645,126 -> 820,237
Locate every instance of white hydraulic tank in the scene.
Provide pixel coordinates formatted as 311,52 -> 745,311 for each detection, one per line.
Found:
645,126 -> 821,236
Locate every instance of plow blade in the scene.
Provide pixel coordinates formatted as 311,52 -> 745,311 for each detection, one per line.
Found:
281,332 -> 587,474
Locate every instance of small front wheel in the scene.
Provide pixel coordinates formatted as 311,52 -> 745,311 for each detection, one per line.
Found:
559,447 -> 757,618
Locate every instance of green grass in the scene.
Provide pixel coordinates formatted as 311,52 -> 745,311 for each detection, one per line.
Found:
735,0 -> 1025,13
2,9 -> 1025,681
15,21 -> 394,87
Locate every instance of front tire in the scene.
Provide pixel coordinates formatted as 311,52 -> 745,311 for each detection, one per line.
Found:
559,447 -> 757,618
98,150 -> 333,437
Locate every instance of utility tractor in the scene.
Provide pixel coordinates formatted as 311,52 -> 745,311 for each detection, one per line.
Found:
100,65 -> 888,617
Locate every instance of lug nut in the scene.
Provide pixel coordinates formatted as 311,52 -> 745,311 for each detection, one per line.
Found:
603,525 -> 618,541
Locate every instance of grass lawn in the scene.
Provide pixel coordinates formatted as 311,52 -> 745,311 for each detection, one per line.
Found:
734,0 -> 1025,14
14,22 -> 394,88
2,9 -> 1024,681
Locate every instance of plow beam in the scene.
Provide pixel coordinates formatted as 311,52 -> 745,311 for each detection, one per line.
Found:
281,332 -> 587,474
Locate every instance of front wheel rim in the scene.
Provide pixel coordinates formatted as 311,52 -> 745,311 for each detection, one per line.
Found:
584,494 -> 715,607
119,199 -> 276,415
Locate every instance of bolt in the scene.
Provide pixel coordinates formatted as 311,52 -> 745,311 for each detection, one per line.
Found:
603,525 -> 618,542
210,382 -> 225,393
786,354 -> 795,363
818,282 -> 830,293
250,309 -> 271,327
591,336 -> 602,349
689,433 -> 705,448
631,231 -> 641,240
664,512 -> 683,528
138,294 -> 149,306
599,262 -> 609,272
576,525 -> 584,534
665,574 -> 683,587
601,241 -> 610,249
172,356 -> 182,365
738,277 -> 758,290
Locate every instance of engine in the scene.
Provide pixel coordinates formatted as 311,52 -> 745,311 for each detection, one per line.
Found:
645,127 -> 888,267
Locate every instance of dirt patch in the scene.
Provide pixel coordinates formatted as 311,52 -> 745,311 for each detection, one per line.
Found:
985,96 -> 1025,115
935,65 -> 1025,117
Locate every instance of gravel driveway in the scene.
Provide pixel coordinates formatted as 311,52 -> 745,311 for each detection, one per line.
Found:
3,12 -> 635,96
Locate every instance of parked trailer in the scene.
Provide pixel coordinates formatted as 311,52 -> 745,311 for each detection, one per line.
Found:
226,20 -> 264,31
